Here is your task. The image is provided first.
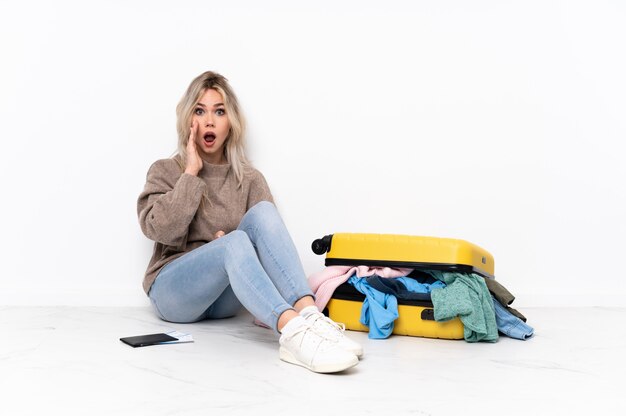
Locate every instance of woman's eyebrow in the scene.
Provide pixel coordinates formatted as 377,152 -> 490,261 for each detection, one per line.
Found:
196,102 -> 225,108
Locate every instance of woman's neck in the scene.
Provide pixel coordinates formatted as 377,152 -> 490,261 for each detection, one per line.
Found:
200,153 -> 227,165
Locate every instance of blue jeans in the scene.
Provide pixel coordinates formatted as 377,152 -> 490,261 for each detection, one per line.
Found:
148,201 -> 313,333
492,296 -> 534,340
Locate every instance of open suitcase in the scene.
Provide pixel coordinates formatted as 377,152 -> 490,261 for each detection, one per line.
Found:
311,233 -> 495,339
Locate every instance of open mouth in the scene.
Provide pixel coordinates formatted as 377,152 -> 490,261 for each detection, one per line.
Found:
204,132 -> 216,143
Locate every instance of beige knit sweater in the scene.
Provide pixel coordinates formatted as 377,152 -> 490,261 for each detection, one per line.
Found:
137,156 -> 273,294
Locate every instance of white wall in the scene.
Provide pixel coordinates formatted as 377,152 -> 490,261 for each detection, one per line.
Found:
1,0 -> 624,307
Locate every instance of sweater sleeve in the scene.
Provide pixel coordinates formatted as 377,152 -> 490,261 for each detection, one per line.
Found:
247,168 -> 274,209
137,159 -> 206,247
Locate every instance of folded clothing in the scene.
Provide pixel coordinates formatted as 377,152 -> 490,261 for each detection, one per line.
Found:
484,277 -> 527,322
492,296 -> 534,340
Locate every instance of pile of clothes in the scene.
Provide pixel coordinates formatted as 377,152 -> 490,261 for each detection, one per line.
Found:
308,265 -> 534,342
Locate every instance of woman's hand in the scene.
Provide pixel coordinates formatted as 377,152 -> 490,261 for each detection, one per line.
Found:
185,120 -> 203,176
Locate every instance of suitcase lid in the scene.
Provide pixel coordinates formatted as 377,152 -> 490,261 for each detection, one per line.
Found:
313,233 -> 495,279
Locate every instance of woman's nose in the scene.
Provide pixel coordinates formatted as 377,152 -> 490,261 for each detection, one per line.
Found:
205,113 -> 215,127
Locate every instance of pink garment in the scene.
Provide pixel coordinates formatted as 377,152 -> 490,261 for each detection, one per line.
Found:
308,265 -> 414,311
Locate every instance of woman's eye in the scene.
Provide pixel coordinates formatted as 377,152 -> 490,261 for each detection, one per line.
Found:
194,108 -> 204,115
216,108 -> 226,116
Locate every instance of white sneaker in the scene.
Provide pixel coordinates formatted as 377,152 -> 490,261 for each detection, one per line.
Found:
279,321 -> 358,373
303,310 -> 364,358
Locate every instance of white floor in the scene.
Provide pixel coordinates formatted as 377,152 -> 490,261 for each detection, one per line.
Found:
1,306 -> 624,416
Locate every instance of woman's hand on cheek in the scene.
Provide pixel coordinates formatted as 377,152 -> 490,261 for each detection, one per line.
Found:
185,120 -> 203,176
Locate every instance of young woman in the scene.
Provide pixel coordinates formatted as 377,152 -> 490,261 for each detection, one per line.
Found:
137,71 -> 362,373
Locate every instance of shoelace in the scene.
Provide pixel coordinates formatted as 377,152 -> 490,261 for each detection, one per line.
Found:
282,323 -> 310,342
308,313 -> 346,340
283,323 -> 336,361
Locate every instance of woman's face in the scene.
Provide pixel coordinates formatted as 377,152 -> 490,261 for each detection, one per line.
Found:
191,88 -> 231,164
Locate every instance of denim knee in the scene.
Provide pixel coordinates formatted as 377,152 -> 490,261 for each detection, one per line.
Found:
249,200 -> 276,215
242,201 -> 282,233
223,230 -> 259,270
225,229 -> 252,251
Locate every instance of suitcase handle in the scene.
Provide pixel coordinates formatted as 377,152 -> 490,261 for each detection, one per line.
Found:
311,234 -> 333,255
421,309 -> 436,321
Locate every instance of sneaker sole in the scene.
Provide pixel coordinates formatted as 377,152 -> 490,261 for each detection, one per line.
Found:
279,347 -> 358,373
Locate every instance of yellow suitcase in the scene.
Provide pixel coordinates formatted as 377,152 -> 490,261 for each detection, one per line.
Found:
311,233 -> 495,339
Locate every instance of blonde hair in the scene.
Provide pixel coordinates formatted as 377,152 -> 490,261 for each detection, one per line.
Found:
175,71 -> 249,188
